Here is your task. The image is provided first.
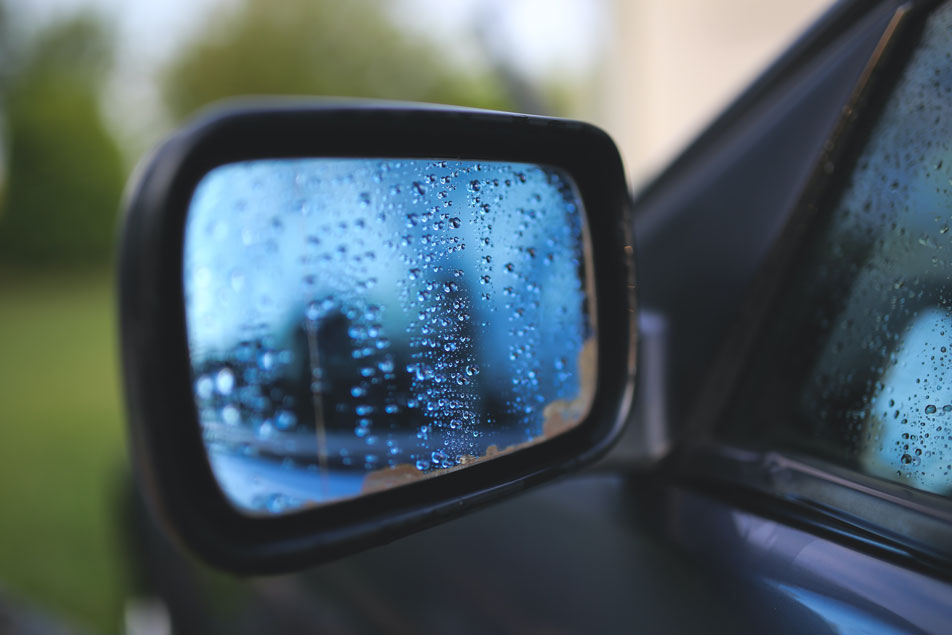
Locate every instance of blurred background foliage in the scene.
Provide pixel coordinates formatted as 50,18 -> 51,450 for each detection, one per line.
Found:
0,14 -> 123,265
161,0 -> 514,121
0,0 -> 531,269
0,0 -> 528,631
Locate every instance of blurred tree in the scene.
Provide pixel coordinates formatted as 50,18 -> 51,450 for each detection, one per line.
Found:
0,3 -> 12,90
0,13 -> 124,266
162,0 -> 514,121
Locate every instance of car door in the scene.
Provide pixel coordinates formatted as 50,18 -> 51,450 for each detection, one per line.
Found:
124,1 -> 952,632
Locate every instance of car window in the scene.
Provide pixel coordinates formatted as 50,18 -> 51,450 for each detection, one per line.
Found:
719,1 -> 952,497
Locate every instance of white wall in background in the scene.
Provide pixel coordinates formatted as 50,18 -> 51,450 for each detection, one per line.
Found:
595,0 -> 834,186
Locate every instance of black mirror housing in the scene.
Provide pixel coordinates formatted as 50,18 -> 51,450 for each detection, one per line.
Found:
119,100 -> 636,574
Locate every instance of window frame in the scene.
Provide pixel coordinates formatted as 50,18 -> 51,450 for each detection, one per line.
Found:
669,0 -> 952,579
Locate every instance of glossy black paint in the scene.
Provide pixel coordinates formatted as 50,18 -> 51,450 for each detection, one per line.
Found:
128,473 -> 952,633
119,104 -> 636,574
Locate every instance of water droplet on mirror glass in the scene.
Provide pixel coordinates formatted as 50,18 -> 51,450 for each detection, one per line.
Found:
196,376 -> 214,400
221,405 -> 240,426
215,368 -> 235,395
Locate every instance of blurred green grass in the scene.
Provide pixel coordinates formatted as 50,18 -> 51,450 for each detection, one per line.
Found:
0,267 -> 126,633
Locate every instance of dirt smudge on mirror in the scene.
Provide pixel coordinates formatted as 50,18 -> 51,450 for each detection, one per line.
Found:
362,337 -> 597,494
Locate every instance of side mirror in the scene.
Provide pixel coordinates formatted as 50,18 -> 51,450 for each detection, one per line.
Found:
119,101 -> 636,573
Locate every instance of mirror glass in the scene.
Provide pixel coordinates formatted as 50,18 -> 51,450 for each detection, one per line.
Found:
183,158 -> 596,515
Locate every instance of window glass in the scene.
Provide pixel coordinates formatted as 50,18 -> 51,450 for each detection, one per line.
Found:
721,2 -> 952,496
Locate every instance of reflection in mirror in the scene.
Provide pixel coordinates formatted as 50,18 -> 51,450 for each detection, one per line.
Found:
183,159 -> 596,514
